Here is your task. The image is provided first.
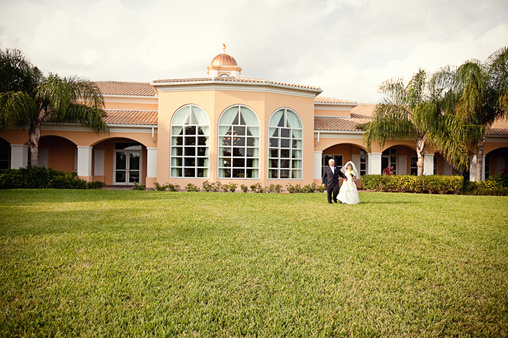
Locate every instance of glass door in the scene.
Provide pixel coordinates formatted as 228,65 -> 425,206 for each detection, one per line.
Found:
128,152 -> 140,183
114,143 -> 142,184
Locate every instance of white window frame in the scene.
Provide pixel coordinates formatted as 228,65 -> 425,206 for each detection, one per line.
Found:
267,108 -> 303,180
113,142 -> 143,185
382,147 -> 397,174
360,149 -> 367,176
170,104 -> 210,178
217,105 -> 260,179
322,154 -> 343,175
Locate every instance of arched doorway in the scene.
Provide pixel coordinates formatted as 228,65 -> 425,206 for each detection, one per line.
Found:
322,143 -> 367,176
382,145 -> 416,175
39,136 -> 77,172
93,137 -> 147,185
486,147 -> 508,178
0,137 -> 10,169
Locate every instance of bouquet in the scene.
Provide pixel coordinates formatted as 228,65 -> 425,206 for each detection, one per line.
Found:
350,170 -> 356,178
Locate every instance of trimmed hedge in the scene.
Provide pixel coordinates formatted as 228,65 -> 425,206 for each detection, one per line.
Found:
0,166 -> 104,189
361,175 -> 464,194
463,175 -> 508,196
362,174 -> 508,196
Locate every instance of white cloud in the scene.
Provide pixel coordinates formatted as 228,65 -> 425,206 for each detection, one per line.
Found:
1,0 -> 507,102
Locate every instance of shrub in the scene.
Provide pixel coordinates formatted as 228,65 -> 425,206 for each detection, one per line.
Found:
464,179 -> 508,196
240,184 -> 248,193
155,182 -> 180,191
132,182 -> 146,190
250,183 -> 265,193
222,183 -> 230,192
0,166 -> 94,189
186,183 -> 199,192
286,184 -> 303,193
267,184 -> 283,193
202,180 -> 213,192
303,183 -> 321,193
229,183 -> 237,192
361,175 -> 464,194
154,182 -> 167,191
86,181 -> 105,189
212,182 -> 222,192
487,174 -> 508,188
382,166 -> 394,175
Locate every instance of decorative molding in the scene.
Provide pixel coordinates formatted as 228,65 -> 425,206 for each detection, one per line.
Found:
40,123 -> 157,134
314,131 -> 364,139
103,95 -> 158,104
152,82 -> 321,98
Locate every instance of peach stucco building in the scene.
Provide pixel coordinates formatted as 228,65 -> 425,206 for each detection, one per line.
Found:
1,52 -> 507,187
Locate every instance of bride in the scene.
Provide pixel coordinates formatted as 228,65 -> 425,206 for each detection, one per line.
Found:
337,161 -> 360,204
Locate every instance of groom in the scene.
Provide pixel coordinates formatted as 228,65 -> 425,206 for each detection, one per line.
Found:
321,159 -> 347,204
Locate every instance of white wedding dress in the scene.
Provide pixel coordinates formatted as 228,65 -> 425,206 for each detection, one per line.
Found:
337,171 -> 360,204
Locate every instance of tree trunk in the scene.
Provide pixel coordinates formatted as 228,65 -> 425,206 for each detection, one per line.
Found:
416,138 -> 425,176
475,137 -> 485,182
28,118 -> 41,167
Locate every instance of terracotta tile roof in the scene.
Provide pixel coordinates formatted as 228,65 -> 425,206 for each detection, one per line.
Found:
96,81 -> 156,97
489,116 -> 508,135
314,105 -> 508,136
152,76 -> 322,91
314,96 -> 357,104
104,110 -> 158,126
314,104 -> 376,131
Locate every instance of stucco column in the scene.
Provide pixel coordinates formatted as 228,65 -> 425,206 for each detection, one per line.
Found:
11,144 -> 28,169
469,155 -> 477,182
314,151 -> 322,179
77,146 -> 93,181
424,154 -> 434,175
146,147 -> 157,188
398,155 -> 407,175
367,152 -> 382,175
481,155 -> 486,181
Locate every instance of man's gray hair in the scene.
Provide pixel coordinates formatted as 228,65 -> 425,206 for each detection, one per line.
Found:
328,159 -> 335,164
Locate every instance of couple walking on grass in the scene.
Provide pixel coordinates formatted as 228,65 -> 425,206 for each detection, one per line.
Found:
322,159 -> 360,205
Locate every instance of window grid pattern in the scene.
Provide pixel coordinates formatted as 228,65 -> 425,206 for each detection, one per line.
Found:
218,106 -> 260,179
170,105 -> 210,178
382,148 -> 397,173
268,108 -> 303,179
360,149 -> 367,176
322,155 -> 343,175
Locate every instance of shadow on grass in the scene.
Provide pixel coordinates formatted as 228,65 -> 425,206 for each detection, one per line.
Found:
359,201 -> 415,204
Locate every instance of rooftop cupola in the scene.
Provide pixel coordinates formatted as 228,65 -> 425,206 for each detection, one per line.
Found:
207,44 -> 242,77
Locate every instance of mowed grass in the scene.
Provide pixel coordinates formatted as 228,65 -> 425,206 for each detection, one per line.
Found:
0,190 -> 507,336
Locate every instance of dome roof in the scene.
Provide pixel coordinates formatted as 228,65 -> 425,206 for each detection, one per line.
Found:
210,53 -> 238,67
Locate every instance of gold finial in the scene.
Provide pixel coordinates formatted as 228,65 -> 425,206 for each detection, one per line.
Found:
223,43 -> 226,53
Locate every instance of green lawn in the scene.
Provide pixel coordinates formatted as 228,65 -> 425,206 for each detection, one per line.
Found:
0,190 -> 507,336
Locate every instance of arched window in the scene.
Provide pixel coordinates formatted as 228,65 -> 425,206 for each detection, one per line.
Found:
268,108 -> 303,179
218,105 -> 259,178
170,105 -> 210,178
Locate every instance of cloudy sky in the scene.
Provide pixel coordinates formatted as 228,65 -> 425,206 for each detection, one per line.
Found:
1,0 -> 507,103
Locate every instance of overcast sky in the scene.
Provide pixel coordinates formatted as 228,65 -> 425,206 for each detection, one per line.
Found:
1,0 -> 507,103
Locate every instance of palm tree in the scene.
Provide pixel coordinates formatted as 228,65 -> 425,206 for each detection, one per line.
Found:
360,69 -> 442,176
433,47 -> 508,181
0,49 -> 108,166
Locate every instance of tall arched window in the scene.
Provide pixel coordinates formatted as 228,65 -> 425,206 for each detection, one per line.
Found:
170,105 -> 210,178
268,108 -> 303,179
218,105 -> 259,178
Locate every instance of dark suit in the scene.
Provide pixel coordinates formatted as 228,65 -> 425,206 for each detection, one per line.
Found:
322,166 -> 346,203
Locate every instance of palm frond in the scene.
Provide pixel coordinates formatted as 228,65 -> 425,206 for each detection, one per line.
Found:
0,91 -> 36,129
63,103 -> 108,133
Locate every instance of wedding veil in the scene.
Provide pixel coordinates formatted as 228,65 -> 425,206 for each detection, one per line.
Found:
340,161 -> 360,179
